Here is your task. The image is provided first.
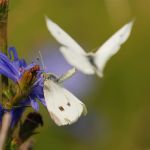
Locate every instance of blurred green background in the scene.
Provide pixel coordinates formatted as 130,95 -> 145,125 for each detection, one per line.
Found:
8,0 -> 150,150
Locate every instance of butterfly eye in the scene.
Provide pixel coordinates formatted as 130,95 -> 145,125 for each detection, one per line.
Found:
59,106 -> 64,111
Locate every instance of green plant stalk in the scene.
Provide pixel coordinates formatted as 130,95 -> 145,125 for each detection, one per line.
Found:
0,2 -> 11,150
0,0 -> 9,102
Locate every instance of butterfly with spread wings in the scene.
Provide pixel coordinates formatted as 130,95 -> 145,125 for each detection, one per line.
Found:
46,17 -> 134,77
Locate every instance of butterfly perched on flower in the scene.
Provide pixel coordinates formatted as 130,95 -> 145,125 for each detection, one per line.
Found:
43,68 -> 87,126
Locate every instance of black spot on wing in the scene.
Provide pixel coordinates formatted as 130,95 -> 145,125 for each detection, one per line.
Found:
59,106 -> 64,111
67,102 -> 71,106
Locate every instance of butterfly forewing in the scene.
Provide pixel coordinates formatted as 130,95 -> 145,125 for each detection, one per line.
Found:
44,79 -> 87,126
94,21 -> 134,77
46,17 -> 86,55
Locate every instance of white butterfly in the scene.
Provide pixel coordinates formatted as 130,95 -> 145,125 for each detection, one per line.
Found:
43,68 -> 87,126
46,17 -> 134,77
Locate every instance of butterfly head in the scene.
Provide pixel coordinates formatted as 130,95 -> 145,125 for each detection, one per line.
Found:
43,73 -> 58,82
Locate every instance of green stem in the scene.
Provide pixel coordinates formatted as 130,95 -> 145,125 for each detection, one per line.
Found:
0,0 -> 9,102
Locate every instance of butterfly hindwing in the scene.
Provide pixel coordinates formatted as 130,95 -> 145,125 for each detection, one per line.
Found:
60,46 -> 94,74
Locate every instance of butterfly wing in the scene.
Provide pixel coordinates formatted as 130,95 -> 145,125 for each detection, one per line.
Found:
94,20 -> 134,77
45,17 -> 85,54
60,46 -> 95,74
46,17 -> 94,74
44,79 -> 87,126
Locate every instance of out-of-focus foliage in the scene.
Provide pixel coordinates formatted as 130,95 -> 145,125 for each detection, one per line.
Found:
8,0 -> 150,150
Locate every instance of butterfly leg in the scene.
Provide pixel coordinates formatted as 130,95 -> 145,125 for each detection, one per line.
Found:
57,67 -> 76,83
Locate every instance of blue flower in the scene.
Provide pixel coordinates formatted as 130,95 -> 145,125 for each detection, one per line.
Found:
0,47 -> 45,126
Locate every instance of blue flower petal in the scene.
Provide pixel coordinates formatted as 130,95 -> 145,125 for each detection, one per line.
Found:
32,84 -> 45,100
32,85 -> 43,95
19,59 -> 27,68
8,47 -> 18,61
11,107 -> 25,127
8,47 -> 27,70
0,66 -> 18,81
29,97 -> 39,111
33,78 -> 41,87
0,52 -> 20,78
24,62 -> 37,71
12,61 -> 21,70
33,77 -> 43,88
12,59 -> 26,71
37,97 -> 46,106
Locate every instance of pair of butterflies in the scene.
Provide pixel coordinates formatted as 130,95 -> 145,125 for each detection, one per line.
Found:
43,17 -> 134,126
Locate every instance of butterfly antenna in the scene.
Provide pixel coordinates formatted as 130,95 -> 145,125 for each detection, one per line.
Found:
38,50 -> 46,71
